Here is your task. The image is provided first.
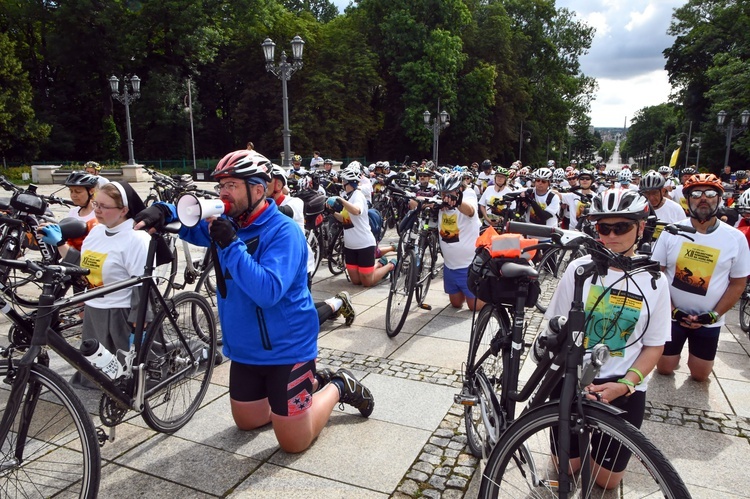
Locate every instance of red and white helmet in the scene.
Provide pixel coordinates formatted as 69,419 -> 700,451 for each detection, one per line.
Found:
212,150 -> 271,182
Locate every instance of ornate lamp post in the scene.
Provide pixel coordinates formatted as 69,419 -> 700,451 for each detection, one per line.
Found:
717,109 -> 750,167
109,75 -> 141,166
518,125 -> 531,162
423,103 -> 450,165
262,36 -> 305,167
691,136 -> 702,169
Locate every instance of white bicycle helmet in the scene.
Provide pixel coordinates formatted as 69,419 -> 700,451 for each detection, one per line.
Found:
618,169 -> 632,184
339,165 -> 361,184
736,190 -> 750,213
436,172 -> 463,192
589,189 -> 650,220
212,150 -> 272,182
639,171 -> 666,192
552,169 -> 566,183
534,168 -> 553,181
269,164 -> 288,187
547,160 -> 556,168
658,165 -> 672,176
631,169 -> 642,178
347,161 -> 363,173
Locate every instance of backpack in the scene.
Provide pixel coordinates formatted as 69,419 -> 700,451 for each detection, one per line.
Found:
368,208 -> 383,243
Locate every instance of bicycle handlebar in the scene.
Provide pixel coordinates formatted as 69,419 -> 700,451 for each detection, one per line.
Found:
0,258 -> 90,277
0,215 -> 25,228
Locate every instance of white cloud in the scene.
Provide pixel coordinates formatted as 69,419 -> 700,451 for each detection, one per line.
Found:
590,70 -> 672,127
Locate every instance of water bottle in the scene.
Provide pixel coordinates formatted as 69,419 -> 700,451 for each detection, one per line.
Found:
80,339 -> 124,380
530,316 -> 567,364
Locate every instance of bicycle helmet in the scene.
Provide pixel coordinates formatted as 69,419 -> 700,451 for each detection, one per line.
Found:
680,167 -> 697,177
589,188 -> 650,220
631,169 -> 642,178
552,169 -> 566,183
606,170 -> 618,180
578,169 -> 594,180
683,173 -> 724,195
534,168 -> 553,181
566,169 -> 579,179
495,166 -> 510,176
639,171 -> 666,191
346,161 -> 362,173
547,160 -> 556,168
657,165 -> 672,175
736,170 -> 748,180
481,159 -> 492,171
339,165 -> 361,185
269,164 -> 288,187
323,158 -> 333,165
64,171 -> 98,188
425,160 -> 436,171
736,190 -> 750,213
416,168 -> 433,178
518,166 -> 530,177
292,154 -> 302,163
436,172 -> 463,192
618,169 -> 632,184
570,159 -> 578,165
83,161 -> 101,172
212,150 -> 272,182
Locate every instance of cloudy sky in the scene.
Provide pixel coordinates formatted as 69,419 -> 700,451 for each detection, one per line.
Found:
331,0 -> 687,128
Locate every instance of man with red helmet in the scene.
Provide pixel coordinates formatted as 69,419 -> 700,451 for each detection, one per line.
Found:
653,174 -> 750,381
134,150 -> 374,452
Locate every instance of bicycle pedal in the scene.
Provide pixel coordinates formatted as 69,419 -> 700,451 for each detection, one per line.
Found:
454,392 -> 479,406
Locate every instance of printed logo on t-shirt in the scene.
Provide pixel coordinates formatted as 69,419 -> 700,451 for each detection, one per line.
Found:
341,209 -> 354,229
81,250 -> 106,288
440,212 -> 459,243
672,242 -> 718,296
583,284 -> 643,357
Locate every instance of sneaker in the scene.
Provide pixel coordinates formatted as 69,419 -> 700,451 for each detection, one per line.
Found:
331,368 -> 374,417
336,291 -> 356,326
378,255 -> 388,267
316,367 -> 334,391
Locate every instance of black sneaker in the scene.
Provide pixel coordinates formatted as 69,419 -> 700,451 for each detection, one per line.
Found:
336,291 -> 356,326
316,367 -> 334,391
332,368 -> 374,417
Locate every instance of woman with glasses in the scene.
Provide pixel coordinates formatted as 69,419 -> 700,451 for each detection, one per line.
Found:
543,188 -> 671,489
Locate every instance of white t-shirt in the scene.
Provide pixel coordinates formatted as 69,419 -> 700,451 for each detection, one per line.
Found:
280,196 -> 314,273
438,195 -> 480,270
66,206 -> 97,223
653,198 -> 687,224
341,189 -> 375,250
80,219 -> 151,310
653,218 -> 750,327
561,190 -> 592,231
545,256 -> 671,392
358,176 -> 373,205
479,185 -> 515,224
477,171 -> 493,194
525,189 -> 560,227
670,185 -> 689,213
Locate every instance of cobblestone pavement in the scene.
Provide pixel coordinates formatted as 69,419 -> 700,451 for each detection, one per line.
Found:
3,180 -> 748,498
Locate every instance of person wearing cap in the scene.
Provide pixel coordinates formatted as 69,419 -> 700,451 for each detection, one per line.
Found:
654,174 -> 750,382
133,150 -> 375,452
83,161 -> 110,188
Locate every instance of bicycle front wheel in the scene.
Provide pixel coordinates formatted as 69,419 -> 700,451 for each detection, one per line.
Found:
480,403 -> 690,498
141,292 -> 217,433
194,263 -> 222,346
0,363 -> 100,498
154,234 -> 179,300
327,226 -> 346,275
739,291 -> 750,333
415,234 -> 438,307
385,248 -> 417,338
464,305 -> 510,458
306,229 -> 321,278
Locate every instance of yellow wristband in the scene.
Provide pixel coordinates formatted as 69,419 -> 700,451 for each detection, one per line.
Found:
627,368 -> 644,385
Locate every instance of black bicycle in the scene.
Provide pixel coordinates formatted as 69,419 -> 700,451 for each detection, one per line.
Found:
458,221 -> 691,498
740,278 -> 750,335
0,227 -> 217,498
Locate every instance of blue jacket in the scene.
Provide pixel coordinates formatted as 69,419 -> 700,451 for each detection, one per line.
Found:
176,201 -> 318,365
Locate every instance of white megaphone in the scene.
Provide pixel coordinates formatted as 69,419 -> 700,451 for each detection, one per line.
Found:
176,194 -> 230,227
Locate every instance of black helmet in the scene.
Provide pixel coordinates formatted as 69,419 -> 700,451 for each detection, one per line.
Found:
64,171 -> 98,188
481,159 -> 492,170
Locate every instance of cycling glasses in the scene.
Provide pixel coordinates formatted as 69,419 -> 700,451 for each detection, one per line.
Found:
596,221 -> 637,236
688,189 -> 720,199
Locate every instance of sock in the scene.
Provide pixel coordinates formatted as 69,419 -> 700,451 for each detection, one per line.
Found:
324,297 -> 343,312
331,378 -> 345,398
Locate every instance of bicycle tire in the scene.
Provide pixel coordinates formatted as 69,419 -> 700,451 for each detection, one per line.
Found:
740,290 -> 750,333
144,194 -> 158,207
327,225 -> 346,276
140,291 -> 217,433
307,229 -> 321,278
464,305 -> 511,458
154,235 -> 179,300
415,234 -> 438,307
194,263 -> 223,346
0,363 -> 100,498
0,229 -> 45,307
535,247 -> 584,313
385,248 -> 417,338
479,403 -> 691,498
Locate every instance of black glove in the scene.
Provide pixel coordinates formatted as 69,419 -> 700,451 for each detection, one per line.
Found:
133,203 -> 172,231
210,218 -> 238,249
694,311 -> 719,325
671,308 -> 691,324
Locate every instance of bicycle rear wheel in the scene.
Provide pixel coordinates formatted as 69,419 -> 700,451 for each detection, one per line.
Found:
385,248 -> 416,338
327,225 -> 346,275
739,290 -> 750,333
194,263 -> 222,346
306,229 -> 321,278
480,404 -> 690,498
154,235 -> 179,300
415,235 -> 437,307
0,363 -> 100,498
464,305 -> 510,458
140,292 -> 217,433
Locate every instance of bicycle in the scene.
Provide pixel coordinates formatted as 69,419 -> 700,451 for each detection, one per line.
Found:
385,187 -> 443,337
458,221 -> 691,498
739,278 -> 750,334
0,227 -> 217,497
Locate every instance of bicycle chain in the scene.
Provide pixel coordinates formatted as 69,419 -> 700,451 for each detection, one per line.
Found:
99,392 -> 128,427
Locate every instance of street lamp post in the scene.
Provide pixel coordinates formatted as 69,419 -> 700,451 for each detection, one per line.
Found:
262,36 -> 305,167
423,103 -> 450,166
109,75 -> 141,166
716,109 -> 750,167
518,123 -> 531,162
692,136 -> 702,169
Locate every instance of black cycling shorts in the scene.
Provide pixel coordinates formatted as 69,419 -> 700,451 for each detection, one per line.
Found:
662,321 -> 721,361
229,359 -> 316,417
344,245 -> 376,273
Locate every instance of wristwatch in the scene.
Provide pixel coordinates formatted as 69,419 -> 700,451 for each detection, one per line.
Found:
617,378 -> 636,397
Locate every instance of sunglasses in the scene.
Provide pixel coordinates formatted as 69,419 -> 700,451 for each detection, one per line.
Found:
596,221 -> 637,236
688,189 -> 720,199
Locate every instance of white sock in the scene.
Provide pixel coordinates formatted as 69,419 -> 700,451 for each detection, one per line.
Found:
325,297 -> 343,312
